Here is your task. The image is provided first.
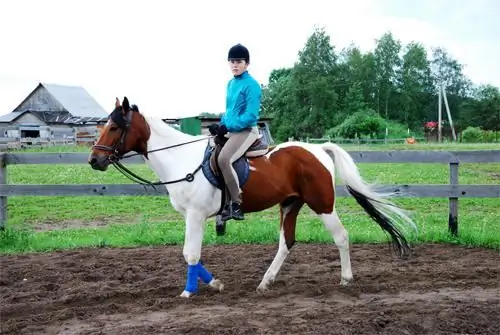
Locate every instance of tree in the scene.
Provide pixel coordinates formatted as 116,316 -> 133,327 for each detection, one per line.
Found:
461,84 -> 500,132
297,26 -> 338,76
343,82 -> 367,116
339,45 -> 377,112
261,69 -> 297,140
292,26 -> 340,137
398,42 -> 434,128
430,47 -> 475,131
431,47 -> 471,96
268,68 -> 292,85
260,27 -> 497,142
373,32 -> 402,119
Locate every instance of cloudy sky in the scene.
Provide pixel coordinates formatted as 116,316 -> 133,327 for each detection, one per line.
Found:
1,0 -> 498,119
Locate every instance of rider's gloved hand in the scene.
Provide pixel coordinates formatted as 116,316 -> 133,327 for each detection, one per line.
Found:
217,125 -> 228,139
208,123 -> 219,135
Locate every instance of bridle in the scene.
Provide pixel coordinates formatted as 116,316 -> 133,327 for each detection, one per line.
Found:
92,106 -> 212,190
92,108 -> 134,159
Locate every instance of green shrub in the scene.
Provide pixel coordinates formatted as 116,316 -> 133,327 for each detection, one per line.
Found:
326,110 -> 420,140
384,120 -> 417,139
326,109 -> 385,139
462,126 -> 484,143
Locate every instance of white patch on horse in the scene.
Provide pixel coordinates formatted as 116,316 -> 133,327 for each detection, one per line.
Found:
266,141 -> 334,172
142,116 -> 221,218
320,212 -> 353,285
138,116 -> 225,298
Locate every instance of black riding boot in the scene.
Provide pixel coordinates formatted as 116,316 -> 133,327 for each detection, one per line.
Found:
221,201 -> 231,220
230,201 -> 245,220
221,201 -> 244,221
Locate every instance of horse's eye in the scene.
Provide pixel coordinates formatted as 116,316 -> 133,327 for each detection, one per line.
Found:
109,126 -> 119,131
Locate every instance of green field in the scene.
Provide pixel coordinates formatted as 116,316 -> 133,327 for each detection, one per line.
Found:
1,142 -> 499,254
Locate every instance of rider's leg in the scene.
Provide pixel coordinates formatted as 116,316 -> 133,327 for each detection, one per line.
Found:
217,126 -> 259,220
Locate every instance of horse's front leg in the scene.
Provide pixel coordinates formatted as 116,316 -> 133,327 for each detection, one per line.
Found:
180,210 -> 224,298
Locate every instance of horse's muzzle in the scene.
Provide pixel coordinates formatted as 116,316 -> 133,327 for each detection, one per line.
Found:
88,154 -> 110,171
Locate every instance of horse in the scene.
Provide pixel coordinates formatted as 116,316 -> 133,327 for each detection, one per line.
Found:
88,97 -> 417,298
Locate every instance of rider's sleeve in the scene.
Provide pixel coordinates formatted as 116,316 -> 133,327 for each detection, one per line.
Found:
220,80 -> 232,127
229,81 -> 261,132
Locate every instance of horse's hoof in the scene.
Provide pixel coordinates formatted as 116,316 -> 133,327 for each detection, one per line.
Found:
209,279 -> 224,292
180,290 -> 195,298
256,284 -> 268,294
340,276 -> 353,286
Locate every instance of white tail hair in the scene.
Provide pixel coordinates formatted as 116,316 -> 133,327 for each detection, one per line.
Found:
321,142 -> 418,257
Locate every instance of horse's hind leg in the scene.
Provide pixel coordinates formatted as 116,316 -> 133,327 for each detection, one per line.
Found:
256,197 -> 303,293
320,210 -> 353,285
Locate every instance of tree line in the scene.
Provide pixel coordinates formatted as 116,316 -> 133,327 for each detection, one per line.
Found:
259,27 -> 499,142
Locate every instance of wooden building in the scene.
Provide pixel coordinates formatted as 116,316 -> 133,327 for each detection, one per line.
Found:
0,82 -> 108,145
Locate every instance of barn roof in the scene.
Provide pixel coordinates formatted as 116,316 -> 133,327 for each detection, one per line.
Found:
1,82 -> 108,120
0,112 -> 25,123
40,83 -> 108,118
0,110 -> 108,124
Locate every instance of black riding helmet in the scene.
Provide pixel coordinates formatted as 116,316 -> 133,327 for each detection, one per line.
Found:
228,43 -> 250,63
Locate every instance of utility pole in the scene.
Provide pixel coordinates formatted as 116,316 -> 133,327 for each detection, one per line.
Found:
438,83 -> 442,142
442,85 -> 457,141
437,82 -> 457,142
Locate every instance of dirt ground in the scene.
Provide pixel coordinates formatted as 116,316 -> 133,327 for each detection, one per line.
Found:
1,243 -> 498,335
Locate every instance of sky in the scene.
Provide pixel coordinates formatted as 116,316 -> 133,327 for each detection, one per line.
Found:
1,0 -> 499,119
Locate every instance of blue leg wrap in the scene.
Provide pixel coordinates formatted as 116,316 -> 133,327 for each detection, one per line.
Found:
196,262 -> 213,284
184,264 -> 198,293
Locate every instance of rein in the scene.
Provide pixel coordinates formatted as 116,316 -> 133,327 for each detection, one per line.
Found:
110,136 -> 212,190
92,106 -> 214,190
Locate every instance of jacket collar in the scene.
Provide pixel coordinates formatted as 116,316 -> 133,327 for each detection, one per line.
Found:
234,70 -> 249,79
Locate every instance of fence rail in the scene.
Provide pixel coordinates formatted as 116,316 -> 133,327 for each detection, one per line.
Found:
1,150 -> 499,235
0,137 -> 94,150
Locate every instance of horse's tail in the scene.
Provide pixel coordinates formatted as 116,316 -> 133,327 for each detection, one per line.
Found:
321,142 -> 417,258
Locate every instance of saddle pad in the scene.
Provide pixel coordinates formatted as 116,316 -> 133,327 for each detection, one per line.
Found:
201,145 -> 250,190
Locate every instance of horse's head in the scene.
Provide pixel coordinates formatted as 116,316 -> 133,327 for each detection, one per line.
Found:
89,96 -> 150,171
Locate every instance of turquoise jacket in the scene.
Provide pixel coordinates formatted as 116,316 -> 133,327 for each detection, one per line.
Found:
221,71 -> 262,132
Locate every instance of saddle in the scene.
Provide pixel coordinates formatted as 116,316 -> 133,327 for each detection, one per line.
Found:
208,133 -> 270,178
200,128 -> 271,218
201,127 -> 272,219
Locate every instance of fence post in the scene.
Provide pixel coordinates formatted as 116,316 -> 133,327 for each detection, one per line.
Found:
448,158 -> 459,236
0,153 -> 6,230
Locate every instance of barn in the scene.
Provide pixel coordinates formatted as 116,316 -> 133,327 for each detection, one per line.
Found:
0,82 -> 109,147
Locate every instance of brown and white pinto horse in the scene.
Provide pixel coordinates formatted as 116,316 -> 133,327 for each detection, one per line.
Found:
89,97 -> 417,298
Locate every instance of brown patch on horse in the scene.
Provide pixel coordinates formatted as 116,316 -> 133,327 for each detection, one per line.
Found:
281,199 -> 304,249
90,97 -> 151,162
239,146 -> 335,215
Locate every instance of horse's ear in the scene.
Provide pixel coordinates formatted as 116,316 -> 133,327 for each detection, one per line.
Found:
115,97 -> 120,108
122,96 -> 130,113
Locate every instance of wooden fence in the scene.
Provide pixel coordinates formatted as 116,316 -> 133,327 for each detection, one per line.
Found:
0,150 -> 499,235
0,136 -> 95,150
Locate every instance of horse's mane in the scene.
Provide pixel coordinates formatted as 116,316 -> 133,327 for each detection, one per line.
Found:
144,115 -> 176,137
143,114 -> 204,140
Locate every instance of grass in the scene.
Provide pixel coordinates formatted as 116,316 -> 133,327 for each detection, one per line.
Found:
1,143 -> 499,254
